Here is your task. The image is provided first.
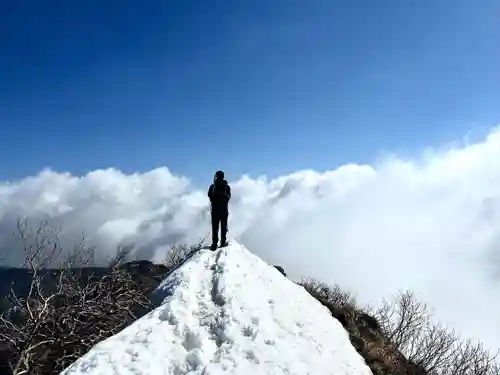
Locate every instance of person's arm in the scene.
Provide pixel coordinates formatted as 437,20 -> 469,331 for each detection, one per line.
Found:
208,184 -> 214,201
225,185 -> 231,202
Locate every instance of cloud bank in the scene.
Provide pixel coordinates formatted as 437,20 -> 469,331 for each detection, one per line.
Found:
1,126 -> 500,352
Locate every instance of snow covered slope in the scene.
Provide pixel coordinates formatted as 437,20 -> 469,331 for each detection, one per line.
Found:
62,241 -> 373,375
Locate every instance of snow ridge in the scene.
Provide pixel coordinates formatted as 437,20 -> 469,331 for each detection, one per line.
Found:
62,241 -> 373,375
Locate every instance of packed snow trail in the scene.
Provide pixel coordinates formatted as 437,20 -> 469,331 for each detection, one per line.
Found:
62,242 -> 373,375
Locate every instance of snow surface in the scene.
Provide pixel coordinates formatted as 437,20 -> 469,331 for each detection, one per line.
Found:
61,241 -> 373,375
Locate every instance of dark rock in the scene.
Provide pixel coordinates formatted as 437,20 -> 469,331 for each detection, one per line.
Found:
359,311 -> 381,330
273,265 -> 286,277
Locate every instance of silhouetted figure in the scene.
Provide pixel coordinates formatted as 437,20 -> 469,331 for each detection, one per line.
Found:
208,170 -> 231,250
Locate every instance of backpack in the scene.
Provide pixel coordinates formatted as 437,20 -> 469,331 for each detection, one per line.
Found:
210,180 -> 230,204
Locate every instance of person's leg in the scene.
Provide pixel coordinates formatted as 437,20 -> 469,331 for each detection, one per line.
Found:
220,211 -> 228,245
211,213 -> 219,249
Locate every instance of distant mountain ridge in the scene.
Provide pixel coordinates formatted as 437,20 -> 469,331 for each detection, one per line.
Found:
0,261 -> 168,314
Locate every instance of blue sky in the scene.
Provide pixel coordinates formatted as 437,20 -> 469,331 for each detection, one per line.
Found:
1,0 -> 499,185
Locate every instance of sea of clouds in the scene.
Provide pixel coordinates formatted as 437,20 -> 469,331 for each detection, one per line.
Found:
1,126 -> 500,352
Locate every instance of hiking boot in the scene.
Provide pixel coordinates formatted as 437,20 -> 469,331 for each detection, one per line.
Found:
210,244 -> 218,251
220,241 -> 229,248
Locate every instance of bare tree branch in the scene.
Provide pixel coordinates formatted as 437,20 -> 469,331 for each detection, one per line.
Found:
303,280 -> 500,375
0,220 -> 157,374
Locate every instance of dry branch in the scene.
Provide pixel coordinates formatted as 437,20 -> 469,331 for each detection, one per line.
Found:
0,220 -> 155,374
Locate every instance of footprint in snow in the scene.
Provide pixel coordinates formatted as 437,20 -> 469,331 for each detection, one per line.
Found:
242,325 -> 257,339
158,309 -> 178,325
245,350 -> 260,364
182,331 -> 203,351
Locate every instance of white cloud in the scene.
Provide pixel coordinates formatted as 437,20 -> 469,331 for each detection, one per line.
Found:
1,126 -> 500,352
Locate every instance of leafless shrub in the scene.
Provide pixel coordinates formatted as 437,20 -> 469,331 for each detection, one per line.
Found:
447,340 -> 500,375
164,243 -> 190,268
164,235 -> 207,269
375,290 -> 500,375
108,245 -> 133,269
302,279 -> 499,375
301,278 -> 404,375
300,278 -> 357,309
376,291 -> 430,352
0,219 -> 154,374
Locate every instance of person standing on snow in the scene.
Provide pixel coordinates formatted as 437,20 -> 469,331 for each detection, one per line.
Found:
208,170 -> 231,250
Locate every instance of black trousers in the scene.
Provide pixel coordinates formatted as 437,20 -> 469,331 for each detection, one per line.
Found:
211,211 -> 228,246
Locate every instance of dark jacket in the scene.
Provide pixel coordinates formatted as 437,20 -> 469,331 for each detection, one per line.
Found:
208,178 -> 231,213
